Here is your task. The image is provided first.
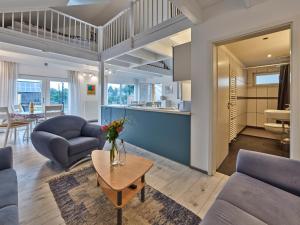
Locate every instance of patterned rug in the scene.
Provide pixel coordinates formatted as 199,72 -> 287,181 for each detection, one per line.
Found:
48,166 -> 201,225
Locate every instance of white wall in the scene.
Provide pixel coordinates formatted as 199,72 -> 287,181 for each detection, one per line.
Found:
18,64 -> 69,78
191,0 -> 300,174
78,73 -> 99,120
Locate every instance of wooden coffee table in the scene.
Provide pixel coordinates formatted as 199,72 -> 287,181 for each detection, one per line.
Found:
91,150 -> 153,225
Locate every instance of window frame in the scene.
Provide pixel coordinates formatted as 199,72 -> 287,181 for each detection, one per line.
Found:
254,72 -> 280,86
106,83 -> 135,105
17,74 -> 70,112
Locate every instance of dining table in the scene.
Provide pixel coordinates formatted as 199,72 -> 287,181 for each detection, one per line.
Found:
11,111 -> 45,131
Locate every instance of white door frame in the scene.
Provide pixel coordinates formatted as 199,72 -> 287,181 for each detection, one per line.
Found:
211,23 -> 293,174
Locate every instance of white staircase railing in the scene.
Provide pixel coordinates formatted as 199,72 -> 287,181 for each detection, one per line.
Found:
102,0 -> 182,51
0,8 -> 99,52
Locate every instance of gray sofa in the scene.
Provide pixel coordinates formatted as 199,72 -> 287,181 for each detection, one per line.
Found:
31,115 -> 106,168
201,150 -> 300,225
0,147 -> 19,225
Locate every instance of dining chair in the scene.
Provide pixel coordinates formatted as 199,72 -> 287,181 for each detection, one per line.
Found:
11,104 -> 23,113
44,104 -> 64,120
0,107 -> 30,147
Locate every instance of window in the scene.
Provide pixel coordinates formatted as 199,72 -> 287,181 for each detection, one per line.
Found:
139,83 -> 162,103
255,73 -> 279,85
154,84 -> 162,101
17,79 -> 43,112
107,83 -> 135,105
50,81 -> 69,113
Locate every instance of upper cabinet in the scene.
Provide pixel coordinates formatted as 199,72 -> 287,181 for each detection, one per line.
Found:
173,42 -> 191,81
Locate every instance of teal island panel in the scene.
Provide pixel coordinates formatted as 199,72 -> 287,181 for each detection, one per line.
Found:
101,106 -> 191,166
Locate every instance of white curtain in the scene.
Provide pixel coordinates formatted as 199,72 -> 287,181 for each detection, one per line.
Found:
0,61 -> 17,107
69,71 -> 82,116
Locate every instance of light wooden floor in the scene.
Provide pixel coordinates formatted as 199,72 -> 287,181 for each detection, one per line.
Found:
0,131 -> 229,225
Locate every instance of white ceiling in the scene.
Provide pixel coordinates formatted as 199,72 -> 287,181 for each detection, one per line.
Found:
196,0 -> 223,8
225,29 -> 291,67
145,29 -> 191,57
54,0 -> 131,26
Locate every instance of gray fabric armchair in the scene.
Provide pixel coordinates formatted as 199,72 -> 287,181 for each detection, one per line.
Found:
31,115 -> 106,168
0,147 -> 19,225
201,150 -> 300,225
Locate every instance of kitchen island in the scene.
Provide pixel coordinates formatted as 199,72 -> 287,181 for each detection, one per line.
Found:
101,105 -> 191,165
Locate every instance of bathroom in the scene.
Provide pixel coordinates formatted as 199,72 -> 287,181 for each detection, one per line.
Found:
214,27 -> 291,176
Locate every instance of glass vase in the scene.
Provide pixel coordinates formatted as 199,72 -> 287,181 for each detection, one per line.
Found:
118,139 -> 127,166
110,140 -> 119,166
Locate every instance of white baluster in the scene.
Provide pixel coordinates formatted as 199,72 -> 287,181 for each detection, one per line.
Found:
37,11 -> 39,37
74,20 -> 77,44
63,16 -> 65,41
29,11 -> 31,34
50,11 -> 53,39
20,12 -> 23,32
68,17 -> 71,43
44,11 -> 46,38
2,13 -> 4,28
57,13 -> 59,39
84,23 -> 87,47
11,12 -> 14,30
88,25 -> 91,47
79,22 -> 82,46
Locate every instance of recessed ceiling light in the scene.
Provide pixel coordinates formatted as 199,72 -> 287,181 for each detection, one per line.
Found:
263,37 -> 269,40
267,54 -> 272,58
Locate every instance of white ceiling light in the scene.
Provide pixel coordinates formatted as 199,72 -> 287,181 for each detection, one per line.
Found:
267,54 -> 272,58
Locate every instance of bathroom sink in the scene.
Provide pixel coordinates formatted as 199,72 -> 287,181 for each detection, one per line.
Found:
264,109 -> 290,121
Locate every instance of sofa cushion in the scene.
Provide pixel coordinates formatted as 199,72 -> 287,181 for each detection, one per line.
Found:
217,172 -> 300,225
0,169 -> 18,208
68,137 -> 99,156
0,205 -> 19,225
201,199 -> 267,225
34,115 -> 87,139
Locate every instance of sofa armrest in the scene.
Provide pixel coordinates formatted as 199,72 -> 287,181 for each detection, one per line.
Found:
0,147 -> 13,170
81,123 -> 106,149
31,131 -> 70,166
237,150 -> 300,197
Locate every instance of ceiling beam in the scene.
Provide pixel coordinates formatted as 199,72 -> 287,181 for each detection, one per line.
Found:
115,54 -> 145,65
127,48 -> 162,62
169,0 -> 203,24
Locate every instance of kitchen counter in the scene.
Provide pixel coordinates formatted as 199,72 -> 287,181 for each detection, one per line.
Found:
103,105 -> 191,115
101,105 -> 191,165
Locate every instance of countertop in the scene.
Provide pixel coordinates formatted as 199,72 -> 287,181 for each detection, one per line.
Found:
101,105 -> 191,115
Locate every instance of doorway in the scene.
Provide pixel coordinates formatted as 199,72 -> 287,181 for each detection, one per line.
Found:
214,27 -> 291,176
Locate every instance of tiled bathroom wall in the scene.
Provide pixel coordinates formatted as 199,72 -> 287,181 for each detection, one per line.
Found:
246,66 -> 279,127
236,65 -> 247,133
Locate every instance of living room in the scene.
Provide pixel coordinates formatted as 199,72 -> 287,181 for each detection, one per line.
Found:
0,1 -> 300,225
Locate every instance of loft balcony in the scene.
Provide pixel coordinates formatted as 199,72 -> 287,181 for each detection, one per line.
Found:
0,0 -> 189,61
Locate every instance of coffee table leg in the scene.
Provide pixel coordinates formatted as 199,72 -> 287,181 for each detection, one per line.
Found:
96,174 -> 100,187
117,191 -> 122,225
141,175 -> 145,202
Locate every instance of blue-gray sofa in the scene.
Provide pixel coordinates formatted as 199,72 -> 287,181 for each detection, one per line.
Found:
201,150 -> 300,225
0,147 -> 19,225
31,115 -> 106,168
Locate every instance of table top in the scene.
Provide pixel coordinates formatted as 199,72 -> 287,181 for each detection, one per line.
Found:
14,111 -> 44,115
92,150 -> 153,191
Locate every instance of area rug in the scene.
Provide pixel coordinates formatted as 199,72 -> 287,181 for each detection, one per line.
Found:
48,166 -> 201,225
